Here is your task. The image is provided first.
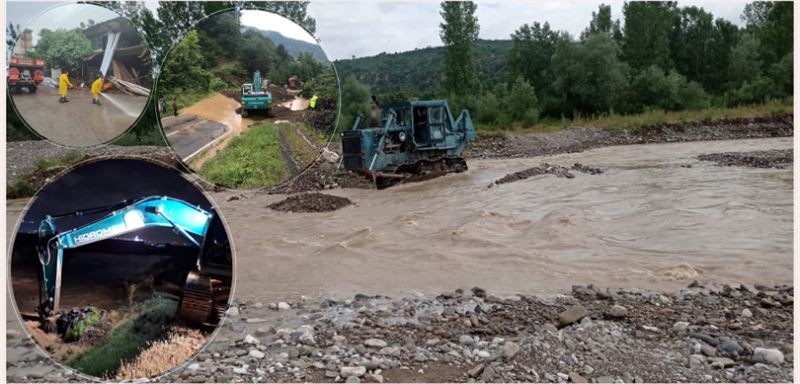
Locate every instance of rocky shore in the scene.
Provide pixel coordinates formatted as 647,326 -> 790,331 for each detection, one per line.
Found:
697,149 -> 792,169
7,283 -> 792,383
467,114 -> 794,160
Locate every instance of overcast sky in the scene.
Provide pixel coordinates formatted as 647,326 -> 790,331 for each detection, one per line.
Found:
309,1 -> 749,60
8,1 -> 749,61
240,9 -> 318,43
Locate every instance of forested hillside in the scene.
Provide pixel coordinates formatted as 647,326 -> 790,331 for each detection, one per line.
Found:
243,27 -> 329,63
335,39 -> 512,96
337,1 -> 793,131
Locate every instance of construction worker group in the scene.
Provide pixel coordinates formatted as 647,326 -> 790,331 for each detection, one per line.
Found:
58,69 -> 105,106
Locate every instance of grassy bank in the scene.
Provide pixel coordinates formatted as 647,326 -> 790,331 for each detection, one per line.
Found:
65,296 -> 178,378
478,98 -> 793,135
199,123 -> 288,188
280,123 -> 319,169
7,151 -> 86,198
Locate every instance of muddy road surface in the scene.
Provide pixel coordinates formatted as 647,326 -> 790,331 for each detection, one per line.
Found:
164,93 -> 257,169
11,87 -> 148,147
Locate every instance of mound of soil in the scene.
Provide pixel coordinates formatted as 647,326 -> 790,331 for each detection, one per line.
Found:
697,149 -> 792,169
268,192 -> 352,213
493,163 -> 603,186
267,161 -> 374,194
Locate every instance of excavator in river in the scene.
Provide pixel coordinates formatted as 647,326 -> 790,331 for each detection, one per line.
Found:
341,99 -> 476,189
34,196 -> 231,327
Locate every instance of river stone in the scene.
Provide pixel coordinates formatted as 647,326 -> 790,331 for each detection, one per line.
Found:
243,335 -> 259,345
467,364 -> 484,378
459,335 -> 475,346
341,366 -> 367,378
741,308 -> 753,318
277,302 -> 291,310
248,349 -> 265,359
558,305 -> 589,326
672,321 -> 690,333
753,348 -> 784,366
292,325 -> 315,345
710,357 -> 735,369
471,286 -> 487,298
608,305 -> 627,318
503,341 -> 520,359
364,338 -> 388,348
569,372 -> 588,383
720,338 -> 743,355
346,376 -> 361,383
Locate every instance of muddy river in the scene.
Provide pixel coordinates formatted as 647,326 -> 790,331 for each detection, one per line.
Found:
7,138 -> 793,305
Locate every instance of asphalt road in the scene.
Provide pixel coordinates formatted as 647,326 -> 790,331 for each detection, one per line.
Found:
161,114 -> 229,161
10,86 -> 149,147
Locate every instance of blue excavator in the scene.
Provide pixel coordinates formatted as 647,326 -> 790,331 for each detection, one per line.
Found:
341,99 -> 476,189
35,196 -> 231,325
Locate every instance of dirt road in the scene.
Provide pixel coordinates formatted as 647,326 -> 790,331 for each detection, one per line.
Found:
11,87 -> 148,147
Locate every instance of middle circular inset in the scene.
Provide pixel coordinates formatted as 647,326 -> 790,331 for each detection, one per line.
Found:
156,9 -> 340,190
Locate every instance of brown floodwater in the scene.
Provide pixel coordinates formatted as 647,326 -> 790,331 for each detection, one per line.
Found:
7,138 -> 794,305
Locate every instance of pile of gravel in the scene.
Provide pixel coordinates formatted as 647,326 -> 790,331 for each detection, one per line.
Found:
697,149 -> 792,169
493,163 -> 603,186
268,192 -> 352,213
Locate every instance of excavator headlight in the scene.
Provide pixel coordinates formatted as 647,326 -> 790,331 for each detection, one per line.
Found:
124,210 -> 145,230
398,132 -> 407,142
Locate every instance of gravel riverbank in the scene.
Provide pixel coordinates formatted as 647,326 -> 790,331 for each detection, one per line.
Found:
467,115 -> 793,160
7,283 -> 792,383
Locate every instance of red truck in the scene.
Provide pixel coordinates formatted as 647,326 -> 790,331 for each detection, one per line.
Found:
8,56 -> 46,93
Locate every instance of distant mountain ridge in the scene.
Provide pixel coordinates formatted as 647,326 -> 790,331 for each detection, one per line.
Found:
242,26 -> 329,63
334,39 -> 514,96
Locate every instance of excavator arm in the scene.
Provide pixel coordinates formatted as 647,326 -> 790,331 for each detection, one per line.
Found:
36,196 -> 213,317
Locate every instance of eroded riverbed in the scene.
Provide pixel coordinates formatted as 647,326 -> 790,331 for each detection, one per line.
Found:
6,138 -> 793,306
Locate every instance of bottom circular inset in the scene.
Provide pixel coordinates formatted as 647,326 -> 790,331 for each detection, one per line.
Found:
7,158 -> 234,380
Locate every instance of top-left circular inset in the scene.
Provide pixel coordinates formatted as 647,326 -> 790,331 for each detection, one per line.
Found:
7,3 -> 152,147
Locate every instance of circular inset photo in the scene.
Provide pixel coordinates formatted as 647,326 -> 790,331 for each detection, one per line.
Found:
7,3 -> 153,147
156,9 -> 339,189
8,158 -> 233,380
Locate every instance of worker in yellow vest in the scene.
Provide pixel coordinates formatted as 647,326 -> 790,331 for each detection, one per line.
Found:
91,72 -> 104,105
310,94 -> 318,110
58,69 -> 74,103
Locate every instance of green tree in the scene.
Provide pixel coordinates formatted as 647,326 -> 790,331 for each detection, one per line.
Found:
197,11 -> 242,68
584,4 -> 613,37
551,33 -> 628,116
670,6 -> 716,87
742,1 -> 793,62
439,1 -> 480,97
158,30 -> 210,94
508,22 -> 558,99
34,29 -> 92,72
504,76 -> 539,126
621,1 -> 678,72
340,75 -> 372,129
239,29 -> 278,76
727,33 -> 762,89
